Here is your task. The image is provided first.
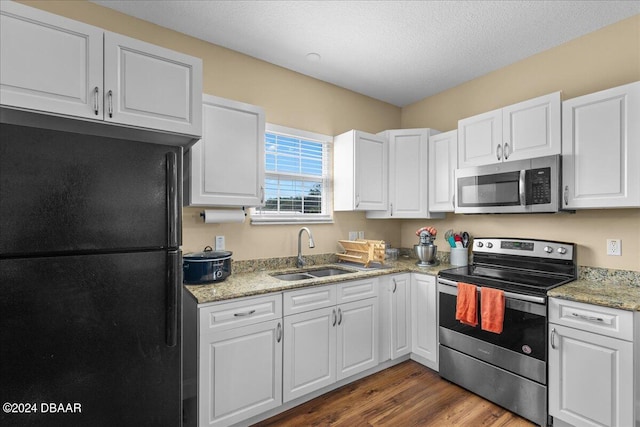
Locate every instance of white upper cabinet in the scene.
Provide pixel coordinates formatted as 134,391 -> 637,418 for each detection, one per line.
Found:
502,92 -> 561,161
366,129 -> 444,219
334,130 -> 388,211
458,108 -> 502,167
103,33 -> 202,136
0,1 -> 103,119
184,94 -> 265,207
562,81 -> 640,209
428,130 -> 458,212
0,2 -> 202,138
458,92 -> 561,167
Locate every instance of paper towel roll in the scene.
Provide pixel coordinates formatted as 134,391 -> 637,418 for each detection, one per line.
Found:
200,209 -> 246,224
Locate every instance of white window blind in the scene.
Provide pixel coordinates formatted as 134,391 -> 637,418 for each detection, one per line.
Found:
252,124 -> 332,224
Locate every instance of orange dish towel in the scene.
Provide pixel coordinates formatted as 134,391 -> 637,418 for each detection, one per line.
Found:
481,287 -> 506,334
455,282 -> 478,327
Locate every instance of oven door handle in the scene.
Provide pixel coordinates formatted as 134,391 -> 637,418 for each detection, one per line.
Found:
437,278 -> 546,305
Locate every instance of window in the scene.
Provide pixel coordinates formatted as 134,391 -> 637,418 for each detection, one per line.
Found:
251,124 -> 332,224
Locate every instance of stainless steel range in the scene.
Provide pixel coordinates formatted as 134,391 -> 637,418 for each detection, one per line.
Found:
437,237 -> 577,427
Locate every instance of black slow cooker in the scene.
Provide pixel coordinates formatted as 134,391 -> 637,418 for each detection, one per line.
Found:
183,246 -> 232,284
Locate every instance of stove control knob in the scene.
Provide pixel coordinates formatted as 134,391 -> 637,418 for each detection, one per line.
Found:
557,247 -> 567,255
544,246 -> 554,254
476,242 -> 484,248
486,242 -> 493,248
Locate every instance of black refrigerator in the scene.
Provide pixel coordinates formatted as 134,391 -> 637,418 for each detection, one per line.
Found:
0,123 -> 183,426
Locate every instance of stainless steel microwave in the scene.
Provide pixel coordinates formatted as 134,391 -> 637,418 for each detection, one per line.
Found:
454,155 -> 562,214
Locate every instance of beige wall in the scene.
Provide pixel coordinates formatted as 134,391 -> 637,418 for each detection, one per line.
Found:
20,2 -> 640,270
401,14 -> 640,271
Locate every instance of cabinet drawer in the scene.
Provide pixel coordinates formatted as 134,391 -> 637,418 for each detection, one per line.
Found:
549,298 -> 633,341
284,285 -> 336,316
200,294 -> 282,334
337,278 -> 378,304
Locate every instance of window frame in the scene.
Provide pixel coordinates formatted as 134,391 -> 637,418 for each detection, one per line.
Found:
251,123 -> 333,225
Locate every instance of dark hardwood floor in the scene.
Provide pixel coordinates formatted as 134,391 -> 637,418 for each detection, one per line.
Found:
253,360 -> 536,426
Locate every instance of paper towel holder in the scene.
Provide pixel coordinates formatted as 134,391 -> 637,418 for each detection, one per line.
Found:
199,207 -> 247,223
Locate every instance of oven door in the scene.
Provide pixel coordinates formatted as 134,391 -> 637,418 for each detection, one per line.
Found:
437,278 -> 547,384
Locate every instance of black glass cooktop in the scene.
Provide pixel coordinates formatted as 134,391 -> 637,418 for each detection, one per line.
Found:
438,265 -> 573,296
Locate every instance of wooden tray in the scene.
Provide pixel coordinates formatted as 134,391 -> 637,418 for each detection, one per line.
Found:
336,239 -> 385,267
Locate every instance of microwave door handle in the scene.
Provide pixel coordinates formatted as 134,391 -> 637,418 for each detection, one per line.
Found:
519,170 -> 526,206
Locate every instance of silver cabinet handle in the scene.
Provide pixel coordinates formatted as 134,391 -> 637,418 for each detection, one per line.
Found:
390,203 -> 393,217
355,194 -> 360,208
260,186 -> 265,204
571,312 -> 604,322
392,278 -> 397,293
234,309 -> 256,317
332,309 -> 337,327
108,90 -> 113,118
550,328 -> 557,349
276,322 -> 282,343
93,86 -> 99,115
338,308 -> 342,325
504,143 -> 510,159
564,185 -> 569,205
496,144 -> 503,161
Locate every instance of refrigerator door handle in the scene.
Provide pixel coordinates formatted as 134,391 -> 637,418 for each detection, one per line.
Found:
166,152 -> 179,248
166,250 -> 180,347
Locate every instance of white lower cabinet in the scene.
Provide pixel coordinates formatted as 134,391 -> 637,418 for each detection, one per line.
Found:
185,293 -> 283,427
283,306 -> 336,402
549,297 -> 637,427
410,273 -> 438,370
389,273 -> 412,359
283,279 -> 379,403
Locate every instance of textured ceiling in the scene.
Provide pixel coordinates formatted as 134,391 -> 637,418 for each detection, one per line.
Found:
92,1 -> 640,107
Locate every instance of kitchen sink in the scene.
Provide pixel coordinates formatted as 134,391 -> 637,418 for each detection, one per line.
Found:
271,267 -> 353,281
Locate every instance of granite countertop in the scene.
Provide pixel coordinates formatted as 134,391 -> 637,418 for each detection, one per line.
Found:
185,254 -> 640,312
185,257 -> 454,305
548,278 -> 640,312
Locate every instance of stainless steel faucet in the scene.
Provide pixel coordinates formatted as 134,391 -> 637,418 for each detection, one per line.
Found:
297,227 -> 315,268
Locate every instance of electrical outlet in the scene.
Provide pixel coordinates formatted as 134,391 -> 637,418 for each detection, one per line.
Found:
348,231 -> 357,241
215,235 -> 225,251
607,239 -> 621,256
358,231 -> 365,239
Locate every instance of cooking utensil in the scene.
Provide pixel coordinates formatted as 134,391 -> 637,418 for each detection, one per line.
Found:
462,232 -> 470,248
444,229 -> 456,248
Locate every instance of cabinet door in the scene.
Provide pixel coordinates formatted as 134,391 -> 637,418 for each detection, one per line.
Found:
548,324 -> 634,427
0,1 -> 103,119
104,32 -> 202,136
199,319 -> 282,427
367,129 -> 444,219
283,307 -> 336,402
390,274 -> 411,359
562,82 -> 640,209
185,95 -> 265,207
387,129 -> 429,217
428,130 -> 458,212
410,274 -> 438,370
502,92 -> 561,162
458,108 -> 502,167
355,131 -> 388,210
337,298 -> 379,380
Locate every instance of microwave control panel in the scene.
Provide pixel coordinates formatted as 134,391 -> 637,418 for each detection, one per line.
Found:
526,167 -> 551,205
